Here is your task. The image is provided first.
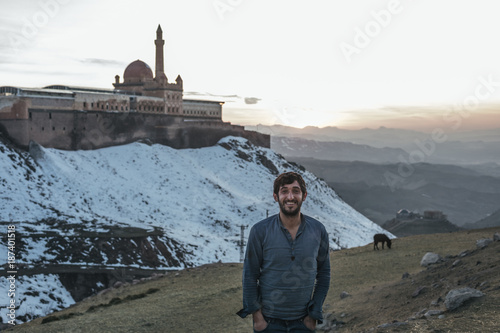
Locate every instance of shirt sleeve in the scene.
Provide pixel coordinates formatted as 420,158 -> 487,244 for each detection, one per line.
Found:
307,226 -> 331,323
237,224 -> 263,318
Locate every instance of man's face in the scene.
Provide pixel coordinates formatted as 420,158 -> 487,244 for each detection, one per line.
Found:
273,180 -> 307,217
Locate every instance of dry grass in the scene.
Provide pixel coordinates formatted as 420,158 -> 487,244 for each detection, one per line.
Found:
327,227 -> 500,332
7,263 -> 252,333
329,228 -> 493,296
7,227 -> 500,333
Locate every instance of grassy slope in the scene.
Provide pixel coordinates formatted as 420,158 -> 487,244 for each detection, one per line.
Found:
8,227 -> 500,333
328,227 -> 500,332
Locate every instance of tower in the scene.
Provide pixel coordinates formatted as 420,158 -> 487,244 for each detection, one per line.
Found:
155,24 -> 167,84
113,24 -> 183,111
237,225 -> 247,263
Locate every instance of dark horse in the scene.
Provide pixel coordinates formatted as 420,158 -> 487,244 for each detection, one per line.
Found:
373,233 -> 392,250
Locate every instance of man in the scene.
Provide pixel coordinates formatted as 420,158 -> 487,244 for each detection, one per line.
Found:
237,172 -> 331,332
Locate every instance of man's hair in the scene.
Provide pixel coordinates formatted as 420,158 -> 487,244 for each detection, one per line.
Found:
273,172 -> 307,196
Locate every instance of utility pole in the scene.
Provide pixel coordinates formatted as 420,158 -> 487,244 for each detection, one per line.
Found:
237,225 -> 247,263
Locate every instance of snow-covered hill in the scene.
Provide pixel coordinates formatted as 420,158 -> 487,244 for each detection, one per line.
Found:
0,136 -> 390,324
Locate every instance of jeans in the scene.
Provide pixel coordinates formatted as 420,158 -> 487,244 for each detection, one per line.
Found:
253,316 -> 315,333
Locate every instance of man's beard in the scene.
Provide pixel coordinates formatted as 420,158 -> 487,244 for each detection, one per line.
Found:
279,199 -> 302,217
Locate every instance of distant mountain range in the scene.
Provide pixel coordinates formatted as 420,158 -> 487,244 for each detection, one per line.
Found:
247,124 -> 500,145
247,125 -> 500,165
272,136 -> 407,164
245,125 -> 500,229
464,208 -> 500,229
286,157 -> 500,228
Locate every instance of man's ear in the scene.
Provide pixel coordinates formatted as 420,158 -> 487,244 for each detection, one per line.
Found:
302,192 -> 307,201
273,193 -> 279,202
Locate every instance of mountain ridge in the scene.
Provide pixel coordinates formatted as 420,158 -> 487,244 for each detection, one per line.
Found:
268,134 -> 500,166
287,157 -> 500,227
0,135 -> 390,324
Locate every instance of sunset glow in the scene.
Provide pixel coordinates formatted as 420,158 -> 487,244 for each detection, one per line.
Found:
1,0 -> 500,131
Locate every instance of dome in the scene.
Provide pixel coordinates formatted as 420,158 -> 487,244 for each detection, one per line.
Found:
123,60 -> 153,82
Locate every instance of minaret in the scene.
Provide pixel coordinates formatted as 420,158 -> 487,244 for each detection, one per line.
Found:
155,24 -> 167,84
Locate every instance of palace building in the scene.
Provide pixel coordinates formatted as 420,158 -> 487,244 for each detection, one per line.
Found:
0,25 -> 269,150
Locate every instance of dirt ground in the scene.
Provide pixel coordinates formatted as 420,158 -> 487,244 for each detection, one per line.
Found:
6,227 -> 500,333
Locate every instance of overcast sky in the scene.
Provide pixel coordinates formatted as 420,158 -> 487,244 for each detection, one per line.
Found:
1,0 -> 500,130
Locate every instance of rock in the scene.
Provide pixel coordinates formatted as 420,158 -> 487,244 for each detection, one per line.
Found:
452,259 -> 461,267
444,287 -> 485,311
340,291 -> 351,299
421,252 -> 442,267
430,296 -> 443,306
402,272 -> 410,279
28,140 -> 46,162
479,281 -> 489,289
315,320 -> 328,330
378,321 -> 408,329
411,309 -> 428,320
458,250 -> 469,257
412,286 -> 426,298
476,238 -> 493,249
425,310 -> 443,318
317,315 -> 345,331
493,233 -> 500,241
113,281 -> 123,288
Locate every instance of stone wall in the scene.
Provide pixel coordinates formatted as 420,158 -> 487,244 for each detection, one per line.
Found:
0,109 -> 270,150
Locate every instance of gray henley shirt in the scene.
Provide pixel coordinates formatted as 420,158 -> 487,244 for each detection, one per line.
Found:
237,213 -> 330,322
